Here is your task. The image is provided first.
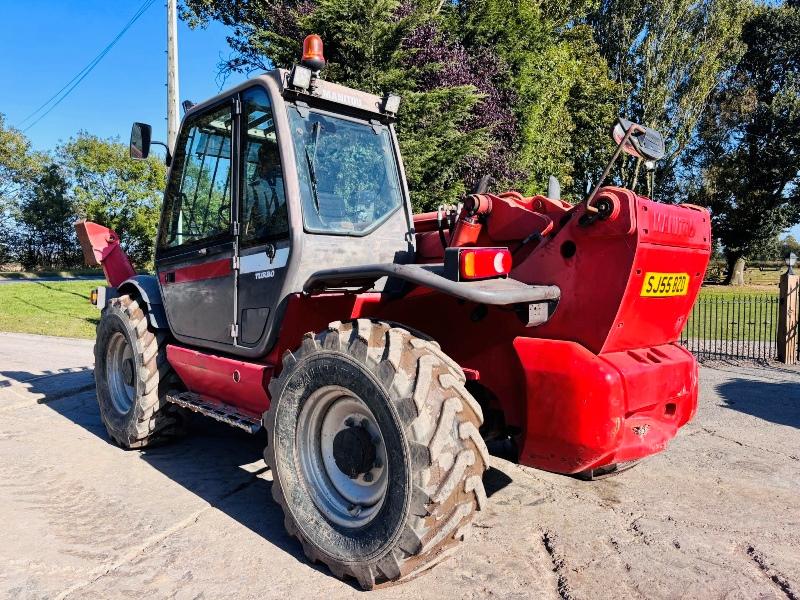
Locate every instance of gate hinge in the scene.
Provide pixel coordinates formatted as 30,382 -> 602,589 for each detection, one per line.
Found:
230,323 -> 239,338
232,220 -> 240,236
233,97 -> 242,115
232,255 -> 240,270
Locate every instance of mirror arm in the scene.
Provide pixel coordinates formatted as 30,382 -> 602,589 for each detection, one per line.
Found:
584,123 -> 644,213
150,140 -> 173,167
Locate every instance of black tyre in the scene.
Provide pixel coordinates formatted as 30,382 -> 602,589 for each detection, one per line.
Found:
94,294 -> 182,448
264,319 -> 489,589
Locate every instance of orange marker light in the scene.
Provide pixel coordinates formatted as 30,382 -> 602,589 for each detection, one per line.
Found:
462,251 -> 476,278
302,34 -> 326,71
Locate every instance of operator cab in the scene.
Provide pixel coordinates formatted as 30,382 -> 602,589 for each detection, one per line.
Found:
130,36 -> 414,359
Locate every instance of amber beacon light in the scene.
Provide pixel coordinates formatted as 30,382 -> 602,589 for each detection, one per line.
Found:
301,34 -> 326,71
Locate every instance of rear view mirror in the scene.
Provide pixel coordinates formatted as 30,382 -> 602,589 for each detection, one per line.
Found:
611,118 -> 665,162
130,122 -> 152,160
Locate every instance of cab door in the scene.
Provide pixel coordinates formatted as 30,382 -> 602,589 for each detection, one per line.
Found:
156,97 -> 238,347
235,85 -> 292,348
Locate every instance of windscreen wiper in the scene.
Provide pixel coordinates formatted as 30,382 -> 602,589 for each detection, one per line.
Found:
304,121 -> 322,214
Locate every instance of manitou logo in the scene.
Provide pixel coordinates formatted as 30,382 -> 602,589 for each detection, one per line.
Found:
652,212 -> 695,238
319,88 -> 364,108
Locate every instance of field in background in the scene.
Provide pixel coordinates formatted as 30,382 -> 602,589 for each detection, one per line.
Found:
699,285 -> 778,297
704,261 -> 783,287
0,279 -> 103,339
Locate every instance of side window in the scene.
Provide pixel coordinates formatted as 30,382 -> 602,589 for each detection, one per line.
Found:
241,87 -> 288,246
160,102 -> 233,249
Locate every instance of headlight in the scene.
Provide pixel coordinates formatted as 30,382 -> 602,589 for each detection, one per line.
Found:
382,93 -> 401,115
290,65 -> 313,90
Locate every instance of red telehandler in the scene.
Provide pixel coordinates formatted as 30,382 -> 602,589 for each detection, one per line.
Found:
76,36 -> 710,589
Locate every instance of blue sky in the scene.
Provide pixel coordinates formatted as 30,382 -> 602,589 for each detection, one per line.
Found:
1,1 -> 797,240
0,1 -> 247,151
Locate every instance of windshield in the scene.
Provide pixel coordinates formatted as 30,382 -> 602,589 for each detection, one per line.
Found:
288,108 -> 403,234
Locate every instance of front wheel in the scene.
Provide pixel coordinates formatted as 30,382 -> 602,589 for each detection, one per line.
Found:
94,294 -> 183,448
264,320 -> 489,589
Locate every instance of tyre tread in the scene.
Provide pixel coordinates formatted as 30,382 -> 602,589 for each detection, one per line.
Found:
264,319 -> 489,589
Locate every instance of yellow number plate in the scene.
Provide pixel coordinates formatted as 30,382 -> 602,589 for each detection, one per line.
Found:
641,272 -> 690,297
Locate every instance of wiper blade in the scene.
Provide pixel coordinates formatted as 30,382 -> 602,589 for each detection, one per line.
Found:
305,121 -> 322,214
304,146 -> 321,214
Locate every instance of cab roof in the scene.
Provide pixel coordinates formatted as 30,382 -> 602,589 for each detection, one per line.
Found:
185,69 -> 389,121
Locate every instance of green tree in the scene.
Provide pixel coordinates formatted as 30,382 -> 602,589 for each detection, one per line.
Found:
690,2 -> 800,283
182,0 -> 489,210
181,0 -> 619,207
17,164 -> 79,269
58,133 -> 166,269
780,234 -> 800,259
589,0 -> 750,198
0,114 -> 46,264
451,0 -> 618,197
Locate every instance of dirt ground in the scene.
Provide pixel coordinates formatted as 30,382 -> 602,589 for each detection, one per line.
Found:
0,331 -> 798,600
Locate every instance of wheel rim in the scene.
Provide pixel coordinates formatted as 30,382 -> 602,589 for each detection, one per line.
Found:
297,385 -> 388,528
106,332 -> 135,415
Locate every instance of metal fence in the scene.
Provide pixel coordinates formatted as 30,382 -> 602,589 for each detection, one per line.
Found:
793,280 -> 800,362
679,293 -> 780,361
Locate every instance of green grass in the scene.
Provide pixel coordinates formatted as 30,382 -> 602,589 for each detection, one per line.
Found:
684,289 -> 779,342
699,284 -> 778,298
0,279 -> 104,339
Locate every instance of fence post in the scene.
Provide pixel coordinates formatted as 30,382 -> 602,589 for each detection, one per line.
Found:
777,269 -> 798,364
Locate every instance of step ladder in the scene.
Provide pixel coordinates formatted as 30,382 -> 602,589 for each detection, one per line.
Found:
165,391 -> 262,434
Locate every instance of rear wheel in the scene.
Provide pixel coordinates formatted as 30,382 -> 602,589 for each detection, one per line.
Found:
94,294 -> 183,448
264,320 -> 489,589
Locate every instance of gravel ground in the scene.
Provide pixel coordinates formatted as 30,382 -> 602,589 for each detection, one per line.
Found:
0,332 -> 798,600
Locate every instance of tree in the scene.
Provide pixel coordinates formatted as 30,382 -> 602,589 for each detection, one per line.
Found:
0,114 -> 45,264
588,0 -> 750,198
690,2 -> 800,283
182,0 -> 488,210
17,164 -> 79,270
450,0 -> 618,198
181,0 -> 619,207
779,234 -> 800,260
58,134 -> 166,269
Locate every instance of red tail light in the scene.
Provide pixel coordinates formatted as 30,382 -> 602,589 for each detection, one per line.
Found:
445,247 -> 512,281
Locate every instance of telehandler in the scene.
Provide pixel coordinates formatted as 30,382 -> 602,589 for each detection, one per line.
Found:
76,35 -> 711,589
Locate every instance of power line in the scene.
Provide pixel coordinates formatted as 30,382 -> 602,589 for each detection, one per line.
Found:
20,0 -> 157,133
20,0 -> 156,129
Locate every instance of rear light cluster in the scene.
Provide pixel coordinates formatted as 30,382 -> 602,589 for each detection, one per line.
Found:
444,247 -> 512,281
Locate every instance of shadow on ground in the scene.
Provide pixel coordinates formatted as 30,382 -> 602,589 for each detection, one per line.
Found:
0,369 -> 95,398
1,368 -> 325,578
2,368 -> 513,588
716,378 -> 800,428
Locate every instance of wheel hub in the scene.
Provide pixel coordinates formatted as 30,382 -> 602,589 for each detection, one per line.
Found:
332,424 -> 377,479
106,332 -> 135,416
296,386 -> 388,528
122,358 -> 135,387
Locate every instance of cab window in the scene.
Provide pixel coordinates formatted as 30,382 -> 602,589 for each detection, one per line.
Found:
160,102 -> 232,250
289,108 -> 403,235
241,87 -> 288,246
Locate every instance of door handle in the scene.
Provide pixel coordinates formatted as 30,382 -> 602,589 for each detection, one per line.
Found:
165,272 -> 176,283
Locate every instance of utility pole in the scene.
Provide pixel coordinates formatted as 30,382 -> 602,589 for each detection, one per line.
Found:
166,0 -> 180,153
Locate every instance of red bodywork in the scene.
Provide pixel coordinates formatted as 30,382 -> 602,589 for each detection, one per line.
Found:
74,221 -> 135,287
82,187 -> 711,474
